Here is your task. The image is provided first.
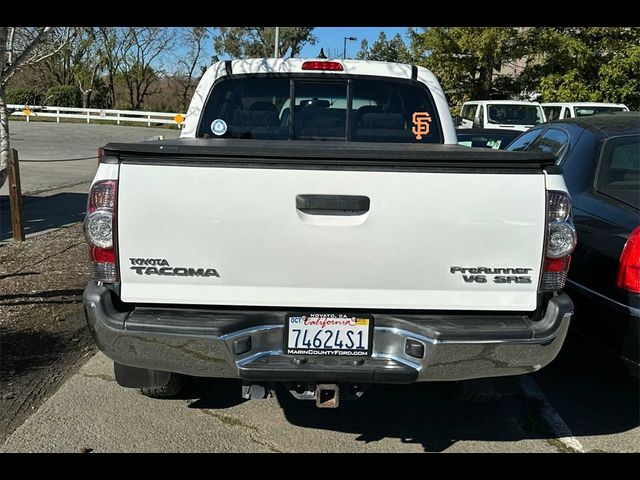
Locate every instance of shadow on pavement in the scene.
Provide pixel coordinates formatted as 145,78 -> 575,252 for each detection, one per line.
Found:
275,333 -> 638,452
274,382 -> 551,452
0,193 -> 87,242
531,332 -> 640,444
186,378 -> 248,410
0,288 -> 84,307
183,334 -> 638,452
0,327 -> 87,379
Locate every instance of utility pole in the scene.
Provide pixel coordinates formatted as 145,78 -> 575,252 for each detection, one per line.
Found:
274,27 -> 280,58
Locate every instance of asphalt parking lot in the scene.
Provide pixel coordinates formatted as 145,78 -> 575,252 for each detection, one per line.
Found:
0,122 -> 179,196
1,334 -> 638,453
1,121 -> 638,453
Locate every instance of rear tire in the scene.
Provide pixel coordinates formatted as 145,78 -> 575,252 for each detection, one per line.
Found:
454,377 -> 519,403
139,373 -> 187,398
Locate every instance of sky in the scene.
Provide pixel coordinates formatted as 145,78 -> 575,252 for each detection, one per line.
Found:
300,27 -> 410,59
168,27 -> 413,68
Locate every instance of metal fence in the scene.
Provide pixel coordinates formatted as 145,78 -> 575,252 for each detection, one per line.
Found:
8,104 -> 186,128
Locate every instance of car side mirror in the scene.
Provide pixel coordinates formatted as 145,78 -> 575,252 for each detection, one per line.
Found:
453,115 -> 462,127
473,116 -> 482,128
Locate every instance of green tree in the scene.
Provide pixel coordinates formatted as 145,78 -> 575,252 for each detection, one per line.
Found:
72,28 -> 105,108
213,27 -> 316,59
409,27 -> 526,108
5,87 -> 42,105
356,32 -> 410,63
600,44 -> 640,109
32,27 -> 103,108
521,27 -> 640,109
96,27 -> 132,109
45,84 -> 81,107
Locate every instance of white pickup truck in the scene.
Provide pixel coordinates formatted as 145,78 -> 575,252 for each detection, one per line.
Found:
83,59 -> 575,407
458,100 -> 547,132
541,102 -> 630,120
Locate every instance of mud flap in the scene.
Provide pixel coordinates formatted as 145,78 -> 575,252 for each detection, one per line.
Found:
114,362 -> 172,389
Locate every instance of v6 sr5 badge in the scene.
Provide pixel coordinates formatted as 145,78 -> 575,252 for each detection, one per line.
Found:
450,266 -> 532,284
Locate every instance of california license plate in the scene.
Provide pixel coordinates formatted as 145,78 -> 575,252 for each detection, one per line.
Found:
285,313 -> 373,356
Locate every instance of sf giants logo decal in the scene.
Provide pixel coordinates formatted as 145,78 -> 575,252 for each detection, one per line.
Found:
412,112 -> 432,140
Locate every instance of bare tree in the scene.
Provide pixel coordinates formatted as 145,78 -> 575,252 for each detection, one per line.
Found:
119,27 -> 175,110
0,27 -> 73,189
172,27 -> 210,112
73,28 -> 104,108
96,27 -> 132,109
31,27 -> 103,107
36,43 -> 75,86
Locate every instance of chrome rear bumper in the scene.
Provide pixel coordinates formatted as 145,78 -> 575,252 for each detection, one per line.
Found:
84,282 -> 573,383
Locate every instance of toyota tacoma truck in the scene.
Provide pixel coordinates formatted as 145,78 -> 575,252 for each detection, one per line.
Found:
83,58 -> 576,408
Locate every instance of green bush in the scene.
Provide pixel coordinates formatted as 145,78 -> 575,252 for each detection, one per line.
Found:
89,81 -> 111,109
45,85 -> 81,108
5,88 -> 42,106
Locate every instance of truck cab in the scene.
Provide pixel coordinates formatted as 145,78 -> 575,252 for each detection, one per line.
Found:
458,100 -> 546,132
541,102 -> 630,121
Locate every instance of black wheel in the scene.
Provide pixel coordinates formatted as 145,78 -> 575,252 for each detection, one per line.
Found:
139,372 -> 188,398
453,377 -> 519,403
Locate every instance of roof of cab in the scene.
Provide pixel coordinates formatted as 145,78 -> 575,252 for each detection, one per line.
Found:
215,58 -> 434,81
541,102 -> 628,108
463,100 -> 542,105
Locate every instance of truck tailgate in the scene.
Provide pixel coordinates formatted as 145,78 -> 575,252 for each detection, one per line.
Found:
117,160 -> 546,311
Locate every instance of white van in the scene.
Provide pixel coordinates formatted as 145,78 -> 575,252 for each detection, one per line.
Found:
541,102 -> 629,121
459,100 -> 546,132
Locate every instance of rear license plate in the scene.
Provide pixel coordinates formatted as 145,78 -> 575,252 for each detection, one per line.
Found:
285,313 -> 373,356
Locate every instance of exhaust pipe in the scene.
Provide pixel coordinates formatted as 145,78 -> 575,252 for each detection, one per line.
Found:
316,384 -> 339,408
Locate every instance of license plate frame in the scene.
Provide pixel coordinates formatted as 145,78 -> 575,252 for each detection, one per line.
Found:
284,313 -> 374,357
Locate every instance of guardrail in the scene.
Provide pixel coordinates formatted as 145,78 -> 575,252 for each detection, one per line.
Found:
8,104 -> 186,128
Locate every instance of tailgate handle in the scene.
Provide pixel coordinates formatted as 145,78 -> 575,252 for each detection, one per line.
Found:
296,195 -> 370,216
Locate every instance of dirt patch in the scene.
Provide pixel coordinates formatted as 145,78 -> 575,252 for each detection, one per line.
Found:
0,223 -> 96,443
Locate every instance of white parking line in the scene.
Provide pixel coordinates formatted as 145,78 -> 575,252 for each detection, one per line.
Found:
520,376 -> 585,453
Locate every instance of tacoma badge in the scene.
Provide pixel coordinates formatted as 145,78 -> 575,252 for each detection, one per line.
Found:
129,258 -> 220,277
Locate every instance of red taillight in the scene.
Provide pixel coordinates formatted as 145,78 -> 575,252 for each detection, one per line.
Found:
617,226 -> 640,293
85,180 -> 118,282
544,256 -> 571,273
301,61 -> 344,71
540,191 -> 576,291
90,245 -> 116,263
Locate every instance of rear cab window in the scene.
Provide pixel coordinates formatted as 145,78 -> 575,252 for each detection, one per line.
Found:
506,128 -> 544,152
544,106 -> 562,121
197,75 -> 443,143
525,127 -> 570,162
575,106 -> 628,116
595,135 -> 640,209
487,104 -> 545,125
461,104 -> 476,121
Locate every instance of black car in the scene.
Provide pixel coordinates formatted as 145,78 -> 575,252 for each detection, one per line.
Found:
506,112 -> 640,375
455,128 -> 522,150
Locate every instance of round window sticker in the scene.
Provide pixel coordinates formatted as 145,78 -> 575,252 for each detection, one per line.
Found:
211,119 -> 227,136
